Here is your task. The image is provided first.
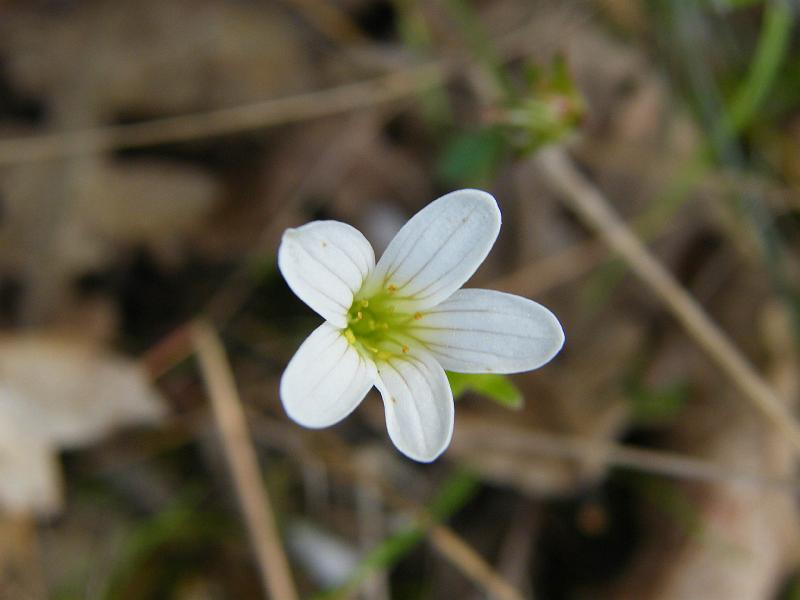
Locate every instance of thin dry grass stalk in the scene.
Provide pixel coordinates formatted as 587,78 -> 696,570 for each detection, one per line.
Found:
535,145 -> 800,455
0,8 -> 587,168
191,321 -> 298,600
243,413 -> 527,600
341,462 -> 527,600
490,238 -> 606,297
0,64 -> 442,165
455,417 -> 800,493
426,525 -> 527,600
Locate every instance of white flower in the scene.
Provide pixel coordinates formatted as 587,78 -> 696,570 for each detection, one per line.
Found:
278,189 -> 564,462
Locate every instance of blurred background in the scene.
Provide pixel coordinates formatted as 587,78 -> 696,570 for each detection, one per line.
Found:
1,0 -> 800,598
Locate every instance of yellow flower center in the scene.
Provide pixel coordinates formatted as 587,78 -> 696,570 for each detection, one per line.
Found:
344,285 -> 421,361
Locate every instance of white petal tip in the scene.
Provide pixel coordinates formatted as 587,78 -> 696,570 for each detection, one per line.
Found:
446,188 -> 501,225
461,188 -> 499,205
537,309 -> 565,363
376,352 -> 454,463
396,439 -> 451,463
282,409 -> 330,430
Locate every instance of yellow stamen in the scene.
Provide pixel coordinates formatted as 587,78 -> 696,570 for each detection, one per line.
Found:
413,312 -> 422,320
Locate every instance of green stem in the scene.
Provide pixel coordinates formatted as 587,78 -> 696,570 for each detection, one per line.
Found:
726,0 -> 793,133
311,469 -> 480,600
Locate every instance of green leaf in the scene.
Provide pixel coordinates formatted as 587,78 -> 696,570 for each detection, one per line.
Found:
446,371 -> 523,410
438,127 -> 507,186
725,0 -> 793,133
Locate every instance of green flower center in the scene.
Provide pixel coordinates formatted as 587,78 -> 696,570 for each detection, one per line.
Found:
344,288 -> 421,361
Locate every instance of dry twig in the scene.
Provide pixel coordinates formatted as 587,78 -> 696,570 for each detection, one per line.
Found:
426,525 -> 526,600
336,461 -> 525,600
245,413 -> 526,600
456,416 -> 800,493
191,321 -> 298,600
0,8 -> 593,167
0,64 -> 442,165
535,145 -> 800,455
490,238 -> 605,297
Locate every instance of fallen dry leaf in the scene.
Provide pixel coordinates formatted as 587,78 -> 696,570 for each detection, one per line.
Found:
0,410 -> 61,516
0,335 -> 165,516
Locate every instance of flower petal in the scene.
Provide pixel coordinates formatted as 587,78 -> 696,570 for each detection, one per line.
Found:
280,322 -> 377,428
362,189 -> 501,309
374,347 -> 453,462
411,289 -> 564,374
278,221 -> 375,327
